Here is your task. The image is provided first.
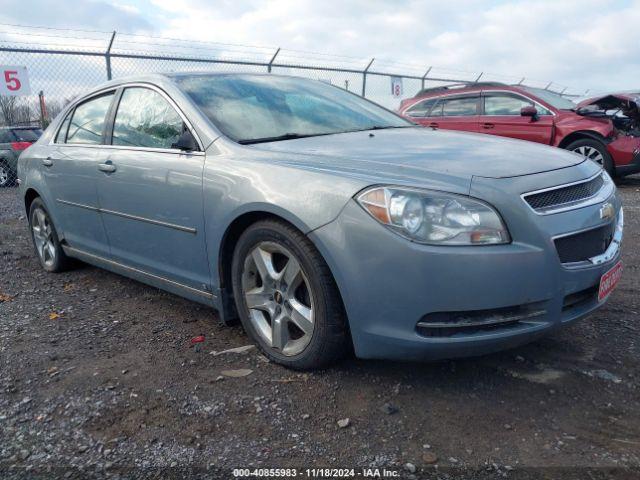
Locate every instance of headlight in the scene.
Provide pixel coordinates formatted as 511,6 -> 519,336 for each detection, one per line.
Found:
357,186 -> 510,245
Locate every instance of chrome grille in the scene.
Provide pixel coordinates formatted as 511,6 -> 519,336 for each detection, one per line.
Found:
524,174 -> 604,212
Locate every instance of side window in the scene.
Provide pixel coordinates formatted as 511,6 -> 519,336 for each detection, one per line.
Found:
0,130 -> 12,143
55,112 -> 72,144
428,99 -> 444,117
13,129 -> 41,142
66,92 -> 114,144
112,88 -> 185,149
405,99 -> 437,118
484,94 -> 552,116
442,97 -> 479,116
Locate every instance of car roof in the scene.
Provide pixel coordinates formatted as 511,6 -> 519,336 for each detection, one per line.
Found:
412,82 -> 538,100
414,82 -> 507,97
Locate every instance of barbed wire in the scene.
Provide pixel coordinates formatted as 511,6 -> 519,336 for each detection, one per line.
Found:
0,22 -> 113,34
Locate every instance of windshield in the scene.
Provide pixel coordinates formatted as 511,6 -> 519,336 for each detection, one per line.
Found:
520,87 -> 576,110
174,74 -> 411,144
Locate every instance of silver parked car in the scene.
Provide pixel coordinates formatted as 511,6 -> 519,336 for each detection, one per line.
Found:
18,73 -> 623,369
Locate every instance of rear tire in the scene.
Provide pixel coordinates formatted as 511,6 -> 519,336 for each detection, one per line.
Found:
28,197 -> 73,272
231,219 -> 349,370
566,138 -> 614,177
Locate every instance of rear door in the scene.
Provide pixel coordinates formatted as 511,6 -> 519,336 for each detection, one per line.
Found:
41,91 -> 114,257
480,92 -> 554,144
438,95 -> 481,133
96,85 -> 211,293
413,95 -> 480,133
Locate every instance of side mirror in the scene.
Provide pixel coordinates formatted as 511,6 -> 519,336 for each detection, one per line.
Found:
520,106 -> 538,120
172,129 -> 199,152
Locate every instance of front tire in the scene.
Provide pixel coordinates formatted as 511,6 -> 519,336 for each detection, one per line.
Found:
231,219 -> 349,369
28,198 -> 73,272
566,138 -> 614,176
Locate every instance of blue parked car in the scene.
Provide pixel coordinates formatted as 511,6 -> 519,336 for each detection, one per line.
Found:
17,73 -> 624,369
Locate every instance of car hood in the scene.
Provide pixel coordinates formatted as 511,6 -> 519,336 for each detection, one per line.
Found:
577,93 -> 640,119
251,127 -> 585,180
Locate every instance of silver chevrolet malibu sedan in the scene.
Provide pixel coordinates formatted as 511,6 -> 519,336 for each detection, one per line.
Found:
17,73 -> 624,369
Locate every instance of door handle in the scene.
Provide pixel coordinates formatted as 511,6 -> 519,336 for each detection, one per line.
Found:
482,123 -> 495,129
98,163 -> 117,173
429,122 -> 439,129
42,157 -> 53,167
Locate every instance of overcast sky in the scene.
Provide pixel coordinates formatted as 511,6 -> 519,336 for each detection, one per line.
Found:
2,0 -> 639,93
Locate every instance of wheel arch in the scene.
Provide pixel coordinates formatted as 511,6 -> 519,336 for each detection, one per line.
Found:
216,209 -> 347,330
24,187 -> 41,214
558,130 -> 609,149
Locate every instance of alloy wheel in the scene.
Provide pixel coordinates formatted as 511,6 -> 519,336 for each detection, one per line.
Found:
573,145 -> 604,165
241,241 -> 314,357
31,207 -> 56,267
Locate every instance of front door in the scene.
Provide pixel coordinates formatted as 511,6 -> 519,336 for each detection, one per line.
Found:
41,91 -> 115,257
96,86 -> 211,292
481,92 -> 554,144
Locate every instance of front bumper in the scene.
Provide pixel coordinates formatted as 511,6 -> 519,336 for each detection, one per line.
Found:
614,148 -> 640,176
309,167 -> 623,361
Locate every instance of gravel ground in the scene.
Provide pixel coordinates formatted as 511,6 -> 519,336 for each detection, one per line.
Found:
1,178 -> 640,480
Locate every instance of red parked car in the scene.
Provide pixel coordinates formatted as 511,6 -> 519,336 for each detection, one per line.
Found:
398,83 -> 640,177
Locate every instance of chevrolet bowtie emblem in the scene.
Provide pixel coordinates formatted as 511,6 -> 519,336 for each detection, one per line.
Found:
600,202 -> 615,220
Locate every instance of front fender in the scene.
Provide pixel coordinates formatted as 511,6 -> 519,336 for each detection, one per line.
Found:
554,120 -> 614,148
218,201 -> 318,235
201,143 -> 366,297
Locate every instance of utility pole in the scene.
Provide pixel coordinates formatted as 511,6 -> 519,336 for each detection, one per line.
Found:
38,91 -> 48,128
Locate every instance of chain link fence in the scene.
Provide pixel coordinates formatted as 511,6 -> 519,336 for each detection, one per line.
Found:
0,25 -> 586,188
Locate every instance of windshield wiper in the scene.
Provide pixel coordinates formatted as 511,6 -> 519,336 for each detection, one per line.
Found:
238,126 -> 414,144
349,125 -> 416,133
370,125 -> 414,130
238,132 -> 327,145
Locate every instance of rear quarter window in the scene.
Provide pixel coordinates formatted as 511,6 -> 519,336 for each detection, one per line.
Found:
55,113 -> 72,144
405,99 -> 437,117
428,99 -> 444,117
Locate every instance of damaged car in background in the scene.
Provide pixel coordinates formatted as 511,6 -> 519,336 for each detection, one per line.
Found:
399,84 -> 640,178
575,93 -> 640,177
